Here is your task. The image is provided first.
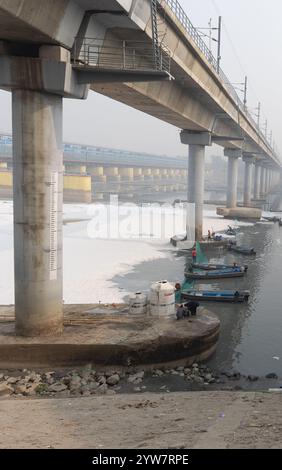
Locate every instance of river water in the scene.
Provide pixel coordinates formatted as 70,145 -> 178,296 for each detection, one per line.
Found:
113,197 -> 282,377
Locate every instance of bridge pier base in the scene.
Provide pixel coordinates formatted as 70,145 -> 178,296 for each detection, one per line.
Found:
180,131 -> 211,241
224,149 -> 241,208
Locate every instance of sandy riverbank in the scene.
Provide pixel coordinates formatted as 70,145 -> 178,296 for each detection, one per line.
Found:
1,391 -> 282,448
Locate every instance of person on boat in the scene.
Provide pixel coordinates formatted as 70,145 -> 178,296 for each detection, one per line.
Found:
184,301 -> 200,316
176,304 -> 185,320
232,263 -> 241,272
192,246 -> 197,262
207,230 -> 212,241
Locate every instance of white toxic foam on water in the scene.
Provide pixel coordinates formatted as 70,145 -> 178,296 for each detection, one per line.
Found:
0,201 -> 254,304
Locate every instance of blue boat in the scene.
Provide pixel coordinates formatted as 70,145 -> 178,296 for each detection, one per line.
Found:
185,268 -> 245,280
181,290 -> 250,303
229,245 -> 256,255
192,263 -> 248,272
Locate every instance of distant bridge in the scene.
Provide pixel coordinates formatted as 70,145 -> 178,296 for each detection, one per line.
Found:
0,133 -> 186,169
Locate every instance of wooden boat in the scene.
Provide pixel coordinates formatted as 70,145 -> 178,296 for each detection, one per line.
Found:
170,236 -> 233,250
229,245 -> 256,255
262,216 -> 280,222
192,263 -> 247,272
185,269 -> 245,280
181,289 -> 250,303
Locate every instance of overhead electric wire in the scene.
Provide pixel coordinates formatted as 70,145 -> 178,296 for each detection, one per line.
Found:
210,0 -> 274,144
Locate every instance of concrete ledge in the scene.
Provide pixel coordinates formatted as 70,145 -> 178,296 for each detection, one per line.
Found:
216,206 -> 262,219
0,304 -> 220,368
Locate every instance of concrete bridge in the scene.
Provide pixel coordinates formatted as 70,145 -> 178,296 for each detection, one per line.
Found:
0,0 -> 281,336
0,133 -> 188,200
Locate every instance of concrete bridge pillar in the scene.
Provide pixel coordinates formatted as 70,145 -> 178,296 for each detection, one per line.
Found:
268,170 -> 271,191
119,167 -> 134,182
12,90 -> 64,336
152,169 -> 161,180
260,167 -> 266,197
224,149 -> 241,208
68,164 -> 86,174
270,170 -> 274,190
265,168 -> 270,194
0,45 -> 88,336
243,156 -> 254,207
142,168 -> 153,180
180,131 -> 212,240
133,168 -> 144,181
253,164 -> 261,200
104,167 -> 121,183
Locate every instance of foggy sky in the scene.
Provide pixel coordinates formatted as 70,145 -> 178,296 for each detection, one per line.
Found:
0,0 -> 281,158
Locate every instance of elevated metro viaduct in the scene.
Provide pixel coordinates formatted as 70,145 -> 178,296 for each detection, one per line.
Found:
0,0 -> 281,336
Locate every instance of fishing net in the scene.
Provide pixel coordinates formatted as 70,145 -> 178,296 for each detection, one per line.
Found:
195,241 -> 208,264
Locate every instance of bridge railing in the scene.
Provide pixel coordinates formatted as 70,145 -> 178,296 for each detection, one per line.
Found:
160,0 -> 279,161
73,38 -> 171,75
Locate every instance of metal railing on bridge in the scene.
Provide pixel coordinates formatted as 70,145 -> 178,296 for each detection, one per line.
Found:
73,38 -> 171,76
159,0 -> 278,161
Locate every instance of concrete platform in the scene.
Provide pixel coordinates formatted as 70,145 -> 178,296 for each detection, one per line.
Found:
216,206 -> 262,219
0,304 -> 220,368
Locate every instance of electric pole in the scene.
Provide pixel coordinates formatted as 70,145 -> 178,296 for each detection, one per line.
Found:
257,102 -> 261,128
243,76 -> 247,110
217,16 -> 222,73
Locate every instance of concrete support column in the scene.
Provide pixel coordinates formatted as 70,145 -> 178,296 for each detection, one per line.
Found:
133,168 -> 144,181
265,168 -> 269,194
243,156 -> 254,207
260,167 -> 266,197
268,170 -> 271,191
224,149 -> 241,208
119,167 -> 134,182
142,168 -> 154,180
88,166 -> 106,183
12,89 -> 63,336
152,169 -> 161,180
68,164 -> 86,174
253,164 -> 261,200
104,167 -> 121,182
269,170 -> 273,190
180,131 -> 211,240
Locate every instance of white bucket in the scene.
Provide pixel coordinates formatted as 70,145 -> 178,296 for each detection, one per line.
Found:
149,280 -> 175,317
129,292 -> 148,315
